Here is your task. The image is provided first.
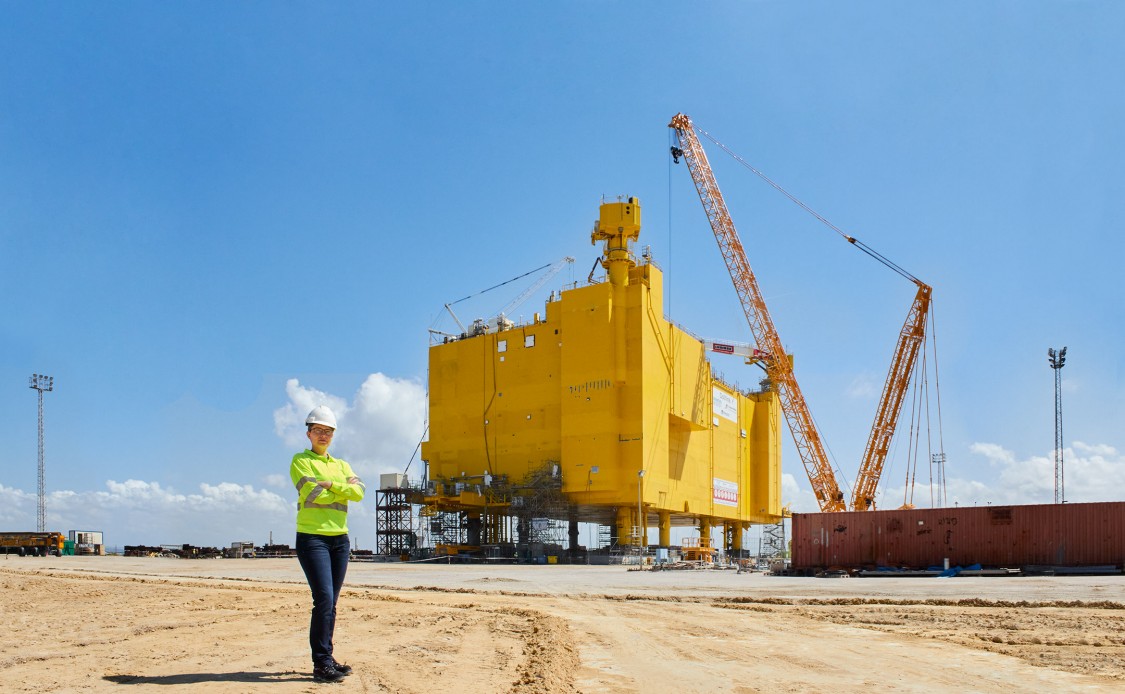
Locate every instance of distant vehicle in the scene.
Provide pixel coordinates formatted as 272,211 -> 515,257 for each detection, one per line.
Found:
0,531 -> 65,556
224,541 -> 256,559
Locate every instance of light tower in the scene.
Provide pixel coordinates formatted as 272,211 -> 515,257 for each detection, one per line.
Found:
1047,348 -> 1067,504
29,373 -> 55,532
930,453 -> 947,507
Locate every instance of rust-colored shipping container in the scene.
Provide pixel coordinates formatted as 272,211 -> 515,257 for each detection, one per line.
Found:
791,501 -> 1125,572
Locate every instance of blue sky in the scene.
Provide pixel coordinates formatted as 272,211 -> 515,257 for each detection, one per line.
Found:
2,3 -> 1122,548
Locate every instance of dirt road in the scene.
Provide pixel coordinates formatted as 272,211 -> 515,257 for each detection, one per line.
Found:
2,557 -> 1123,692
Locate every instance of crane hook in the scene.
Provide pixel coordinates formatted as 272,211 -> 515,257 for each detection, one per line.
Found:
670,146 -> 683,164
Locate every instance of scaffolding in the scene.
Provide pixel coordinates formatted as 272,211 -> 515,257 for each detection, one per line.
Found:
407,462 -> 580,561
596,523 -> 612,551
375,488 -> 415,556
759,520 -> 787,565
428,509 -> 465,548
513,463 -> 568,554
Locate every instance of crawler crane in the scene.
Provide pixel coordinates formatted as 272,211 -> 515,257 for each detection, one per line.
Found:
671,113 -> 935,512
852,279 -> 931,510
670,113 -> 847,512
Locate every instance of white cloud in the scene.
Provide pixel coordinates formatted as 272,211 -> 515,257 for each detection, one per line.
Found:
2,480 -> 296,549
262,473 -> 289,489
273,378 -> 350,449
930,441 -> 1123,507
845,373 -> 877,399
1073,441 -> 1117,457
781,472 -> 822,513
969,441 -> 1016,465
273,373 -> 427,481
0,484 -> 35,525
0,374 -> 424,550
783,441 -> 1125,512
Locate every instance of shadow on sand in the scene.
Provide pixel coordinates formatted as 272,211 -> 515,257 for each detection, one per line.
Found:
104,671 -> 306,685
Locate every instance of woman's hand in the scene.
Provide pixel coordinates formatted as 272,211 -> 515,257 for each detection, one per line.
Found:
316,480 -> 333,490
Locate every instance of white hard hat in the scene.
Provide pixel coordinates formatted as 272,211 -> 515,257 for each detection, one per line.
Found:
305,406 -> 337,429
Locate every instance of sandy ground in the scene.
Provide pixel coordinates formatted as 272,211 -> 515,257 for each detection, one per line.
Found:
2,557 -> 1125,693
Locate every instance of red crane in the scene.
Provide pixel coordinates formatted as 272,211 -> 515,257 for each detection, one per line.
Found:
670,113 -> 847,512
671,113 -> 936,512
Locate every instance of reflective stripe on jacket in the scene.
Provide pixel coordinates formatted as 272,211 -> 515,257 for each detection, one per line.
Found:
290,450 -> 366,535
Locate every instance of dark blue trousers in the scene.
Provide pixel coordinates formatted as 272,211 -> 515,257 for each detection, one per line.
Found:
296,532 -> 350,667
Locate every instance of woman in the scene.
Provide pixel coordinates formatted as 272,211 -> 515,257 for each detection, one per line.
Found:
290,405 -> 366,683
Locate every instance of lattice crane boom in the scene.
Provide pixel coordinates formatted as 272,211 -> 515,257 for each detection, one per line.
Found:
851,281 -> 932,510
669,113 -> 847,513
496,256 -> 575,320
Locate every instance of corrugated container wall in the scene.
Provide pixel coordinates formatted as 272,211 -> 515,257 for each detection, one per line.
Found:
792,502 -> 1125,571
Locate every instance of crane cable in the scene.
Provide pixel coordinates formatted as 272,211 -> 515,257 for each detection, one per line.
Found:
695,127 -> 922,286
430,262 -> 554,333
927,305 -> 948,505
444,262 -> 552,307
402,423 -> 429,477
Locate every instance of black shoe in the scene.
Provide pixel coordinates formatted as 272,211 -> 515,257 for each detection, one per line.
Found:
330,659 -> 353,676
312,663 -> 346,684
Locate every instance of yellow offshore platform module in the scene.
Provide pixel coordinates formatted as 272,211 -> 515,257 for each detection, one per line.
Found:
420,197 -> 782,556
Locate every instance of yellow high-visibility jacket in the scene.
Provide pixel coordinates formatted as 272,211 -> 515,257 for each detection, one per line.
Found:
290,450 -> 366,535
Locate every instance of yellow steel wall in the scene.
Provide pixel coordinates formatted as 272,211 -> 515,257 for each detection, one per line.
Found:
422,245 -> 783,529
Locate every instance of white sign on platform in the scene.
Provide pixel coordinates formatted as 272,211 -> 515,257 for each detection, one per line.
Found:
712,387 -> 738,423
713,477 -> 738,507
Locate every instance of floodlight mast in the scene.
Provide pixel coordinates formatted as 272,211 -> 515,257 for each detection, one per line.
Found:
28,374 -> 54,532
1048,347 -> 1067,504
